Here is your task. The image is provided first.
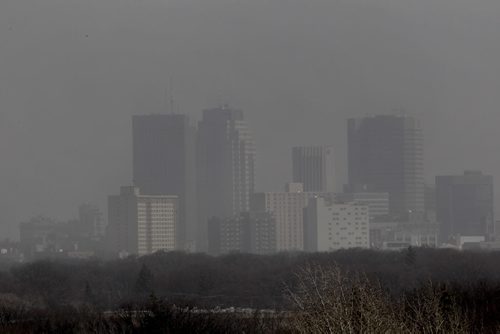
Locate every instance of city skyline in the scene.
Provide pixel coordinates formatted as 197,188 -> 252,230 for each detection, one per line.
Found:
3,0 -> 500,239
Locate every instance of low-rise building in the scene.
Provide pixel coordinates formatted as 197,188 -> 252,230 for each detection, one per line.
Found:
304,197 -> 370,251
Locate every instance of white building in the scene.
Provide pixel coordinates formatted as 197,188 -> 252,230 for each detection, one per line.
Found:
107,186 -> 178,256
304,197 -> 369,251
251,183 -> 312,251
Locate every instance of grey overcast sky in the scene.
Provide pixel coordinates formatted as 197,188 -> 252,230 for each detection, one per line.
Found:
1,0 -> 500,238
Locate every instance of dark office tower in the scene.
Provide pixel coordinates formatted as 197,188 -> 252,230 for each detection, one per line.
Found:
292,146 -> 335,192
436,171 -> 494,243
197,105 -> 256,251
132,114 -> 197,251
347,115 -> 424,217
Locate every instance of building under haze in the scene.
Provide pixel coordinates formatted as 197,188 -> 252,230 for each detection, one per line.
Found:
207,211 -> 276,255
292,146 -> 335,192
132,114 -> 197,250
77,204 -> 105,240
19,216 -> 72,259
436,171 -> 494,243
251,183 -> 314,251
336,192 -> 389,221
107,186 -> 178,256
197,105 -> 256,251
304,197 -> 369,252
347,114 -> 424,217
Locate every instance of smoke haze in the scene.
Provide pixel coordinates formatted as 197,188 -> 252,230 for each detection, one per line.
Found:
1,0 -> 500,237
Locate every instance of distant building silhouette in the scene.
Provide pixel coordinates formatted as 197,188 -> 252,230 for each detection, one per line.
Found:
78,203 -> 105,240
197,105 -> 255,251
347,115 -> 424,217
107,186 -> 178,256
436,171 -> 494,243
132,114 -> 197,250
19,216 -> 71,259
207,212 -> 276,255
292,146 -> 335,192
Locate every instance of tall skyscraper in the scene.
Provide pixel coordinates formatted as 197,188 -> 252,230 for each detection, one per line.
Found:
132,114 -> 197,250
197,105 -> 256,251
436,171 -> 494,243
107,186 -> 178,256
292,146 -> 335,192
347,114 -> 424,217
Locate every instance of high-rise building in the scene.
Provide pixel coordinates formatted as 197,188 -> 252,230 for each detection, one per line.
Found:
251,183 -> 312,251
304,197 -> 370,252
132,114 -> 197,250
107,186 -> 178,256
292,146 -> 335,192
197,105 -> 256,251
436,171 -> 494,243
347,114 -> 424,217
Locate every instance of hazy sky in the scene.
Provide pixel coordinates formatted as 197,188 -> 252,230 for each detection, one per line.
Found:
2,0 -> 500,238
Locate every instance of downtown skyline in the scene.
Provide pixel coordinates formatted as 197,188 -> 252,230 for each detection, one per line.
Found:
3,0 -> 500,239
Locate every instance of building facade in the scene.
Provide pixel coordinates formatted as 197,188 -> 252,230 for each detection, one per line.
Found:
107,186 -> 178,256
347,115 -> 424,217
304,197 -> 370,251
292,146 -> 335,192
251,183 -> 312,251
336,192 -> 389,220
197,105 -> 256,251
132,113 -> 197,251
208,212 -> 276,255
436,171 -> 494,243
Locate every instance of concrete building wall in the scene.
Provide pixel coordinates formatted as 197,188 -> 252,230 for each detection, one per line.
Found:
305,197 -> 369,251
336,192 -> 389,220
207,212 -> 276,255
137,196 -> 177,256
292,146 -> 335,192
107,186 -> 178,256
251,187 -> 309,251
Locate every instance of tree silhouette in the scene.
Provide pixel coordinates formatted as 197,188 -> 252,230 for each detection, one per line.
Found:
83,281 -> 95,306
134,264 -> 154,295
405,246 -> 417,266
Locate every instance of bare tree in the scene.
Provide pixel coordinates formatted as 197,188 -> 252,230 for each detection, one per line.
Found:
286,263 -> 401,333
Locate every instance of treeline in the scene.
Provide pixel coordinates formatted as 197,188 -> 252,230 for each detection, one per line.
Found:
0,249 -> 500,332
1,248 -> 500,310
